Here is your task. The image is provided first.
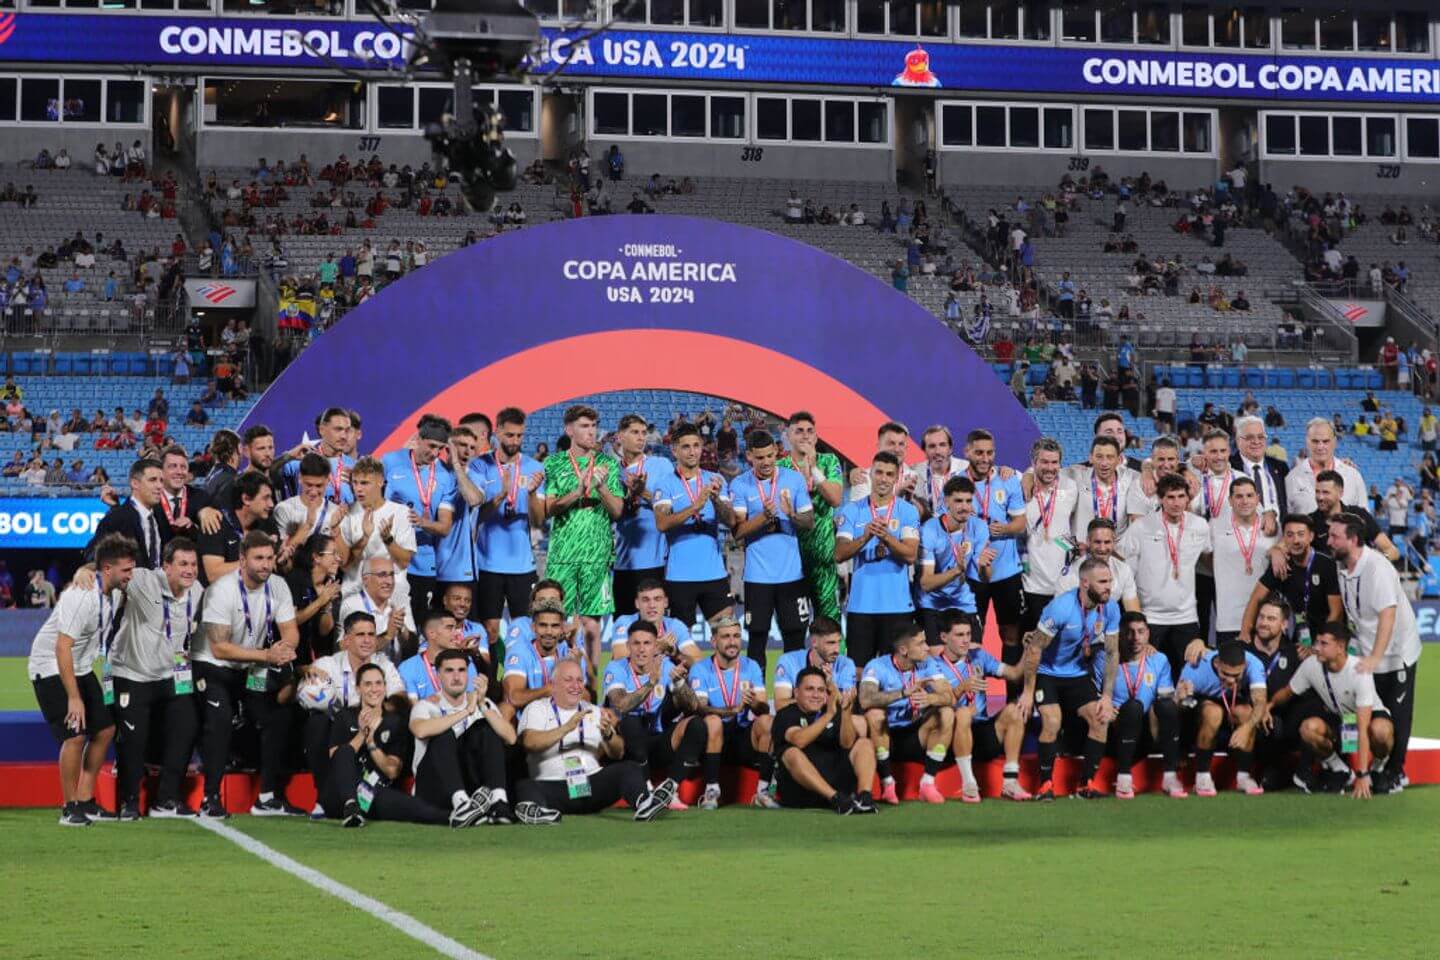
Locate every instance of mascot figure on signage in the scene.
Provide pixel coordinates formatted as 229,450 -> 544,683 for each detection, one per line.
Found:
893,45 -> 941,88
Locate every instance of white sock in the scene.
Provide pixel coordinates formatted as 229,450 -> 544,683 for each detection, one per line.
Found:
258,792 -> 274,804
705,782 -> 720,792
1236,771 -> 1255,786
956,755 -> 977,789
491,788 -> 507,803
1003,762 -> 1019,780
1370,758 -> 1387,773
1322,752 -> 1349,773
1117,773 -> 1133,792
1196,771 -> 1214,786
882,775 -> 895,786
451,790 -> 469,809
920,773 -> 935,787
756,779 -> 769,792
1162,771 -> 1181,788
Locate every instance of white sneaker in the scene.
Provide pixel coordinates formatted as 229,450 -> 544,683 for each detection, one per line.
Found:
751,789 -> 781,809
700,785 -> 722,810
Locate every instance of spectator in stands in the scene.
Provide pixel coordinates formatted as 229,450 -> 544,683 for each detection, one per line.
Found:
185,402 -> 209,427
890,260 -> 909,294
44,458 -> 66,485
147,389 -> 168,421
62,272 -> 84,296
66,460 -> 86,485
2,452 -> 23,477
1231,290 -> 1251,311
606,145 -> 624,180
627,192 -> 653,215
21,456 -> 46,486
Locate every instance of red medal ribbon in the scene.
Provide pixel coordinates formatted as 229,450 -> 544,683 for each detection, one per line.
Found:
679,470 -> 706,524
715,658 -> 743,708
1232,512 -> 1261,575
755,470 -> 778,512
330,456 -> 346,501
568,450 -> 599,495
533,642 -> 552,686
422,652 -> 442,694
938,653 -> 973,706
503,460 -> 522,511
1163,514 -> 1185,580
1092,472 -> 1116,521
1122,660 -> 1142,700
1034,483 -> 1057,535
976,471 -> 993,522
628,660 -> 659,710
410,451 -> 437,519
940,514 -> 969,570
1203,473 -> 1231,519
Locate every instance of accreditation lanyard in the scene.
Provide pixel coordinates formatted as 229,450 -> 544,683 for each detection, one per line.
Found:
552,699 -> 586,751
95,580 -> 114,658
238,580 -> 274,649
163,590 -> 193,653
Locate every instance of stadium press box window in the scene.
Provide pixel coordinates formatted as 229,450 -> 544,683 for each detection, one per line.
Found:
589,88 -> 749,141
752,94 -> 888,145
610,0 -> 725,29
1279,10 -> 1431,54
855,0 -> 947,38
940,101 -> 1074,151
1060,1 -> 1172,45
375,83 -> 538,136
201,78 -> 366,130
956,1 -> 1051,41
1261,111 -> 1400,161
0,75 -> 146,126
23,0 -> 210,9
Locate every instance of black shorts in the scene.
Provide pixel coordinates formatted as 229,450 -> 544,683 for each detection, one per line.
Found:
33,672 -> 114,742
1319,708 -> 1390,745
968,716 -> 1005,762
778,747 -> 856,808
1148,622 -> 1201,677
475,570 -> 536,621
1036,674 -> 1098,720
666,577 -> 734,626
968,573 -> 1025,630
888,720 -> 936,762
743,579 -> 811,634
721,721 -> 761,767
612,566 -> 666,616
1021,591 -> 1053,635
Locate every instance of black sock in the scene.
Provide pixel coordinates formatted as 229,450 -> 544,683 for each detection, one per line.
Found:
877,754 -> 893,781
1038,739 -> 1057,783
1082,737 -> 1105,781
1232,749 -> 1252,777
923,753 -> 943,777
757,753 -> 774,783
1001,642 -> 1022,700
702,752 -> 721,786
1196,748 -> 1214,775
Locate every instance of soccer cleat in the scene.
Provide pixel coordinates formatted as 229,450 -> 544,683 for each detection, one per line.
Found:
469,786 -> 494,815
118,801 -> 142,822
666,794 -> 690,811
830,792 -> 855,815
1033,780 -> 1055,802
852,791 -> 878,814
78,800 -> 118,822
634,779 -> 678,822
1384,772 -> 1405,795
699,784 -> 722,810
250,796 -> 307,817
341,799 -> 366,829
448,797 -> 488,828
918,781 -> 946,804
1115,782 -> 1136,800
1317,769 -> 1354,794
58,803 -> 91,827
199,795 -> 230,820
309,802 -> 327,822
1291,768 -> 1316,795
1001,781 -> 1034,802
751,788 -> 781,810
879,781 -> 900,805
1163,777 -> 1189,799
1237,777 -> 1265,796
486,800 -> 517,825
148,799 -> 198,819
1194,776 -> 1217,798
959,784 -> 982,804
1072,784 -> 1109,800
1260,770 -> 1291,794
515,801 -> 562,825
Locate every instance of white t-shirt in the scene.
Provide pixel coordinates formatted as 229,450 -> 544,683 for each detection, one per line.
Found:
1208,514 -> 1277,633
1066,464 -> 1140,541
27,584 -> 122,679
1338,547 -> 1423,672
338,500 -> 417,600
1289,655 -> 1379,717
409,694 -> 496,772
1285,457 -> 1366,516
307,651 -> 404,709
1155,387 -> 1176,415
337,590 -> 416,640
1189,469 -> 1244,525
195,571 -> 297,669
1054,555 -> 1138,606
1384,487 -> 1412,528
1117,512 -> 1211,625
273,495 -> 340,543
516,697 -> 605,780
1022,477 -> 1080,595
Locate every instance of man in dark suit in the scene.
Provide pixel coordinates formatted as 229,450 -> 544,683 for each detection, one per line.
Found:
86,458 -> 168,569
202,428 -> 243,507
158,444 -> 223,537
1231,414 -> 1288,521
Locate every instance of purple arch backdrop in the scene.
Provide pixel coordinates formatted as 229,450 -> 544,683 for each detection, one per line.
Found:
242,215 -> 1039,465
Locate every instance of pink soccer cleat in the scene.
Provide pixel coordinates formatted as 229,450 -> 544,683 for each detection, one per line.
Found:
1001,781 -> 1034,802
959,785 -> 982,805
879,781 -> 900,805
918,781 -> 946,805
1115,782 -> 1135,800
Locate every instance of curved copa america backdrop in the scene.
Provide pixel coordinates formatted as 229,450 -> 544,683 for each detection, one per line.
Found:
242,215 -> 1039,465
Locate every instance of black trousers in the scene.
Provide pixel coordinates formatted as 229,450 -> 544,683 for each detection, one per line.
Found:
516,761 -> 648,814
113,676 -> 197,805
845,612 -> 914,668
195,662 -> 295,796
619,714 -> 705,780
1148,622 -> 1200,680
321,745 -> 448,824
413,722 -> 508,809
1195,574 -> 1215,645
1373,662 -> 1418,775
304,710 -> 337,797
408,574 -> 438,637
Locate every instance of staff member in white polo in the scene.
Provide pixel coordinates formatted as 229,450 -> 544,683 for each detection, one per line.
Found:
28,533 -> 139,827
194,530 -> 302,819
1329,513 -> 1422,792
104,537 -> 206,820
1286,417 -> 1366,515
1021,437 -> 1079,636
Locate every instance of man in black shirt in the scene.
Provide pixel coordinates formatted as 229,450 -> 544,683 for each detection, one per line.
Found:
1241,514 -> 1342,648
1247,595 -> 1324,792
1304,470 -> 1398,562
772,667 -> 877,814
324,662 -> 447,827
198,470 -> 281,585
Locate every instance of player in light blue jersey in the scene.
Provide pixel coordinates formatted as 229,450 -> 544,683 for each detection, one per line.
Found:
436,582 -> 490,670
500,600 -> 589,721
602,620 -> 707,801
609,578 -> 701,664
834,452 -> 921,667
673,616 -> 776,809
612,415 -> 676,616
728,431 -> 814,668
452,408 -> 546,658
1093,612 -> 1186,799
282,407 -> 355,506
962,429 -> 1028,680
652,423 -> 736,626
1023,557 -> 1120,801
931,610 -> 1032,803
859,622 -> 954,805
382,416 -> 458,629
918,475 -> 995,646
433,425 -> 482,609
397,608 -> 479,700
1176,640 -> 1269,797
